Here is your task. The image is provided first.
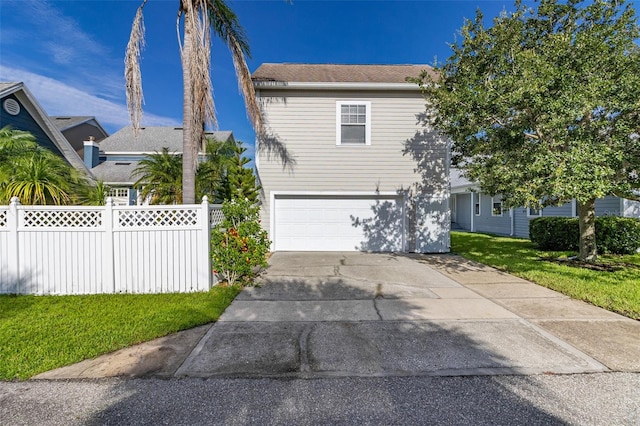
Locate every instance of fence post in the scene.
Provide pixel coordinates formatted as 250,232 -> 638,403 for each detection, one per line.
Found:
7,197 -> 21,293
103,197 -> 116,293
199,196 -> 212,290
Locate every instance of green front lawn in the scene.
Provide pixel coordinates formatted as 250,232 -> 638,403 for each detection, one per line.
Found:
0,287 -> 240,380
451,231 -> 640,320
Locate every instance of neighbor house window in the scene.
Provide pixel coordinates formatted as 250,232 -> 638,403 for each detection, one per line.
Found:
474,195 -> 481,216
491,197 -> 503,216
527,207 -> 542,217
336,101 -> 371,145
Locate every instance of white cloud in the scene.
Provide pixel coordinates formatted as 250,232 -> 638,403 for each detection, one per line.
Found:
1,65 -> 179,131
23,0 -> 109,66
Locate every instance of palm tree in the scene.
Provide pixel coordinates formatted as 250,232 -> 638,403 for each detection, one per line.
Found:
125,0 -> 263,204
2,151 -> 82,205
132,148 -> 184,204
82,180 -> 112,206
0,127 -> 87,205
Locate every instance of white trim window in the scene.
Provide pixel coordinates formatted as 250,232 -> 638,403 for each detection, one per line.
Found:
527,207 -> 542,217
474,195 -> 481,216
336,101 -> 371,145
491,197 -> 503,217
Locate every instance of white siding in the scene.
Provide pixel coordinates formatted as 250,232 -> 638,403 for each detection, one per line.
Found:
257,89 -> 449,253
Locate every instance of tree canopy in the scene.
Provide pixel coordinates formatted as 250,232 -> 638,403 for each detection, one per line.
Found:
416,0 -> 640,261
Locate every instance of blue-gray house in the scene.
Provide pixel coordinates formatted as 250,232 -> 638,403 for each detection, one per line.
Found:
0,82 -> 91,175
87,126 -> 235,205
451,168 -> 640,238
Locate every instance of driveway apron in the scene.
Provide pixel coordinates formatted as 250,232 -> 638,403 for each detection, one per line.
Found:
176,252 -> 625,378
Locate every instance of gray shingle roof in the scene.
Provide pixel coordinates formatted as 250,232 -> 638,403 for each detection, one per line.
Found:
252,63 -> 435,84
90,160 -> 140,184
50,116 -> 97,131
98,126 -> 234,153
450,168 -> 474,189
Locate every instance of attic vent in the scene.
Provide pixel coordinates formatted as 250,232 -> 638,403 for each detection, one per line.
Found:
174,127 -> 183,130
115,162 -> 131,165
3,99 -> 20,116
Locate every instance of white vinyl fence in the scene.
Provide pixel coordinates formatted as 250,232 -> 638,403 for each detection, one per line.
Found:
0,197 -> 224,295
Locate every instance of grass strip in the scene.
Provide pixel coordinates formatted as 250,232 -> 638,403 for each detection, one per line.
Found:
451,231 -> 640,320
0,286 -> 240,380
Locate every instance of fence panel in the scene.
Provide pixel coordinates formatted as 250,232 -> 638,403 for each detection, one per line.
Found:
0,197 -> 222,295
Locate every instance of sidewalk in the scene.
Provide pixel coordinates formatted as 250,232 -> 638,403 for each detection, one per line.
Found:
35,252 -> 640,380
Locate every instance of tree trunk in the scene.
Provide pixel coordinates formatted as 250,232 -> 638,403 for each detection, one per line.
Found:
577,198 -> 597,262
181,5 -> 196,204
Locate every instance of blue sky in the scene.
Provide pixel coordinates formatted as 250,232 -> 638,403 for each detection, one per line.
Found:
0,0 -> 608,158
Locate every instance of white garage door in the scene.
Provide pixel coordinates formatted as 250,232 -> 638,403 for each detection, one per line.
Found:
273,195 -> 405,252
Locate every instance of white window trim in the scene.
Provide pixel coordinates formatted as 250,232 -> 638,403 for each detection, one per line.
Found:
491,197 -> 503,217
336,101 -> 371,146
474,194 -> 481,216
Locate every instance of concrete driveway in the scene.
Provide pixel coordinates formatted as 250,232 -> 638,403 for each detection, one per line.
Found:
174,252 -> 639,378
37,251 -> 640,380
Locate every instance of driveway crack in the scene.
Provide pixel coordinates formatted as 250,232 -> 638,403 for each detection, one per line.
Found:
372,299 -> 383,321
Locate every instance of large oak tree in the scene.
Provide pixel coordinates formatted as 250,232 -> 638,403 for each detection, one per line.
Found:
416,0 -> 640,261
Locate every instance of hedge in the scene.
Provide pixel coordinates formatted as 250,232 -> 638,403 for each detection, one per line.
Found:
529,216 -> 640,255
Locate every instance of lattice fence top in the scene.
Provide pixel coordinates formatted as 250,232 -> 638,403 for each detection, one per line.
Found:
209,207 -> 224,227
118,208 -> 200,228
0,210 -> 6,228
23,210 -> 102,228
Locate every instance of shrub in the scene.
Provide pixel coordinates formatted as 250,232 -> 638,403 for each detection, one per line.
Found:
529,217 -> 579,251
596,216 -> 640,255
210,198 -> 270,286
530,216 -> 640,254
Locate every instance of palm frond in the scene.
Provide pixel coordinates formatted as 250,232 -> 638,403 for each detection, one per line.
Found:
125,0 -> 148,133
208,0 -> 264,134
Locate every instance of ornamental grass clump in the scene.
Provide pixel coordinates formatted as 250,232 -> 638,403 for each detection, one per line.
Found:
211,198 -> 270,286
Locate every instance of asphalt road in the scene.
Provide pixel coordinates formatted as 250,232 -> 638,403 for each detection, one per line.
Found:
2,373 -> 639,425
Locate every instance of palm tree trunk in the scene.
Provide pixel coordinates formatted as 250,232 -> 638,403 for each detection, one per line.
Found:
577,198 -> 597,262
181,3 -> 196,205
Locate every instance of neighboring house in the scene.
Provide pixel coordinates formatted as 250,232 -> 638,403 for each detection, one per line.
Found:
88,126 -> 235,205
0,82 -> 90,175
252,63 -> 450,253
451,168 -> 640,238
51,116 -> 109,159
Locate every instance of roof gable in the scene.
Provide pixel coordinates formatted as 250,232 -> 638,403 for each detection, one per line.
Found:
0,82 -> 91,175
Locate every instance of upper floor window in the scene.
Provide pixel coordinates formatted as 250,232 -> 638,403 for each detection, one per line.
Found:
336,101 -> 371,145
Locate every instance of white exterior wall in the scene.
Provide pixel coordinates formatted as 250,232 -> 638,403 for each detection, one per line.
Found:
257,88 -> 450,253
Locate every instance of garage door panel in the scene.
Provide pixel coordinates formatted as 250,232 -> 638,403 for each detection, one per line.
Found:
274,196 -> 404,252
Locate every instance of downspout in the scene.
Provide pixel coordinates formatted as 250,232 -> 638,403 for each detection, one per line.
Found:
510,208 -> 515,236
470,192 -> 475,232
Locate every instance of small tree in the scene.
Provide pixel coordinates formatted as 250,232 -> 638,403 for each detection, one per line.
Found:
416,0 -> 640,262
216,142 -> 260,203
210,198 -> 270,286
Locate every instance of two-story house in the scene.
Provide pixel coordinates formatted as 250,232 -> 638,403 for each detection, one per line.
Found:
253,64 -> 450,253
87,126 -> 235,205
